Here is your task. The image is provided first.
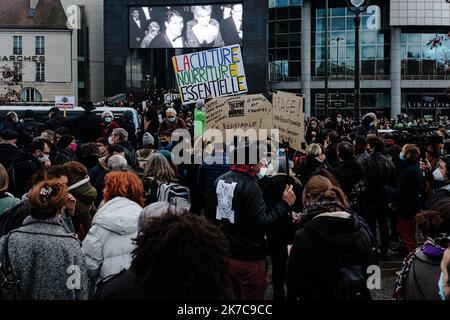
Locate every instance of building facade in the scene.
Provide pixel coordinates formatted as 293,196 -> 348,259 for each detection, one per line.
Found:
0,0 -> 104,105
0,0 -> 73,103
269,0 -> 450,118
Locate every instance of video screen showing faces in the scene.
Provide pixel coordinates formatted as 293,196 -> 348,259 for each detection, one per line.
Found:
129,4 -> 243,49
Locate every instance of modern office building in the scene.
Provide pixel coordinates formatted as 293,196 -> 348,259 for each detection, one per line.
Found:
269,0 -> 450,118
103,0 -> 450,118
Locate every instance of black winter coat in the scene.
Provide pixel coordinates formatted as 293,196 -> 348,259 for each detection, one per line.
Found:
388,162 -> 423,219
213,170 -> 291,261
331,160 -> 369,219
287,212 -> 374,300
260,174 -> 303,250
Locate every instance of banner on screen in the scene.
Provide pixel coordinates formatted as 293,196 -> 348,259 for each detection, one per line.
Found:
129,4 -> 243,49
173,45 -> 247,104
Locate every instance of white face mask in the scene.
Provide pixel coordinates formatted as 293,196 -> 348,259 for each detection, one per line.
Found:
108,136 -> 114,145
38,154 -> 49,163
433,168 -> 445,182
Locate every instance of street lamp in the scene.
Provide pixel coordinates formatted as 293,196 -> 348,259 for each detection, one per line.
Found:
333,37 -> 344,79
345,0 -> 370,127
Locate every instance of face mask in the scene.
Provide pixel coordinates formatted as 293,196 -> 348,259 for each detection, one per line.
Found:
160,140 -> 169,147
70,143 -> 77,153
104,117 -> 113,123
439,272 -> 447,300
369,122 -> 375,129
12,118 -> 18,124
337,117 -> 342,123
108,136 -> 114,145
38,154 -> 49,163
433,168 -> 445,182
399,152 -> 405,161
440,149 -> 447,157
257,167 -> 267,179
168,116 -> 176,122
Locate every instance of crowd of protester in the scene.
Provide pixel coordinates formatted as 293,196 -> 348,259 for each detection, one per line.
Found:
1,90 -> 450,301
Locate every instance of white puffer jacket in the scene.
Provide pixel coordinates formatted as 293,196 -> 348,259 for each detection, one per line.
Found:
82,197 -> 142,282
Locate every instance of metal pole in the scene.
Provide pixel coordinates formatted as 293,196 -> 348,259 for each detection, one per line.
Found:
324,0 -> 329,118
354,13 -> 361,126
336,39 -> 339,79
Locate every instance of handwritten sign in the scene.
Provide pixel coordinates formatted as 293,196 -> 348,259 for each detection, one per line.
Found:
205,94 -> 272,137
272,91 -> 305,151
172,45 -> 247,105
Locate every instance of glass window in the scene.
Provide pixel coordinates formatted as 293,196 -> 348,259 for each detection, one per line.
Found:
400,33 -> 407,43
276,35 -> 289,47
316,8 -> 326,18
316,32 -> 324,46
346,31 -> 355,45
289,61 -> 301,77
422,45 -> 435,59
408,34 -> 421,44
19,88 -> 42,102
289,34 -> 301,46
276,48 -> 288,60
362,31 -> 377,45
407,45 -> 421,59
377,46 -> 384,59
36,62 -> 45,82
13,36 -> 22,55
407,60 -> 420,75
316,18 -> 326,32
346,46 -> 355,60
362,46 -> 377,59
422,60 -> 436,75
346,17 -> 355,30
289,6 -> 301,18
289,20 -> 301,33
362,60 -> 375,76
276,21 -> 289,34
331,18 -> 346,31
289,48 -> 301,60
276,7 -> 289,19
331,7 -> 346,16
36,36 -> 44,55
316,46 -> 326,60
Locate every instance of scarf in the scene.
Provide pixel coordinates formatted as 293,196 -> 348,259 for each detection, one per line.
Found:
299,197 -> 347,228
393,236 -> 449,300
231,164 -> 260,177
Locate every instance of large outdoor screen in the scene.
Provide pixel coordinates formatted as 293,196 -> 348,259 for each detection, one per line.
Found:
129,4 -> 243,49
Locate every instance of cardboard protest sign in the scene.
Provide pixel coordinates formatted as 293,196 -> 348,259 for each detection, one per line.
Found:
172,45 -> 247,105
205,94 -> 272,137
272,91 -> 305,151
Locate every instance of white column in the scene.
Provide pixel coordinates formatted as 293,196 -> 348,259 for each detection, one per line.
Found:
301,0 -> 312,118
390,27 -> 401,118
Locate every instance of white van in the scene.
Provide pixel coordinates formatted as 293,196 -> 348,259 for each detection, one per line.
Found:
0,106 -> 140,130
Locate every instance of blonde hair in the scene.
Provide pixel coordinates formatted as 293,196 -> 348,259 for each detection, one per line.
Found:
143,153 -> 176,183
303,175 -> 348,208
0,163 -> 9,193
306,143 -> 322,157
192,5 -> 212,18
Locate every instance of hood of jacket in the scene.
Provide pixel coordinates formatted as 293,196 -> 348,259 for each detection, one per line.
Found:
0,143 -> 17,153
69,178 -> 97,203
92,197 -> 142,235
304,211 -> 363,256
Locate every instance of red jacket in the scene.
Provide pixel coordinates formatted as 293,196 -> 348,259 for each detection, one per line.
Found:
100,121 -> 119,137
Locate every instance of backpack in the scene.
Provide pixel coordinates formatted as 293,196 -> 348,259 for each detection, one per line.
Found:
334,253 -> 371,300
332,216 -> 374,300
0,202 -> 26,237
157,182 -> 190,211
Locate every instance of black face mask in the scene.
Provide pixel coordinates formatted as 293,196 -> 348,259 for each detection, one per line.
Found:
160,141 -> 169,147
